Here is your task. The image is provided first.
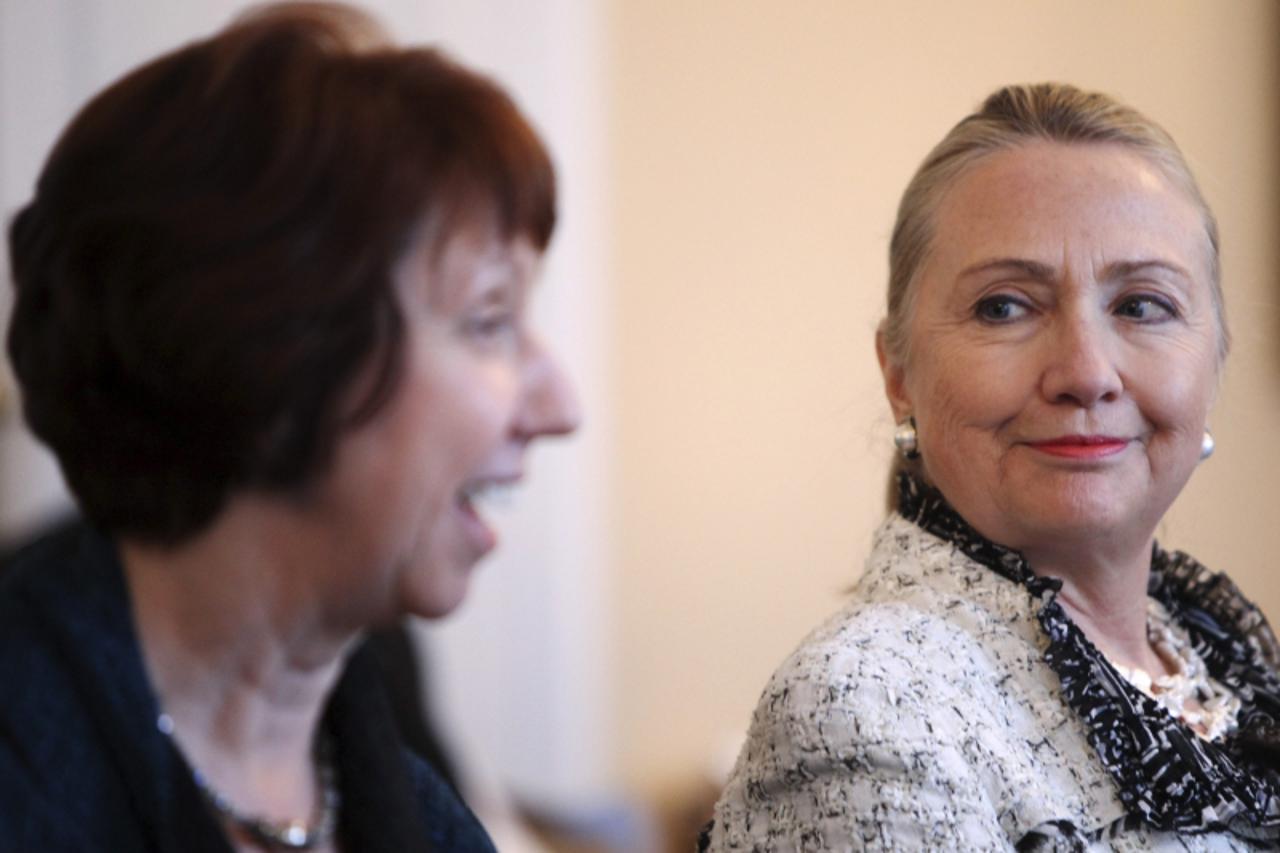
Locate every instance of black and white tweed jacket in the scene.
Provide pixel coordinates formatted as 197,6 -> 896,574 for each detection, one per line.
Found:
704,477 -> 1280,851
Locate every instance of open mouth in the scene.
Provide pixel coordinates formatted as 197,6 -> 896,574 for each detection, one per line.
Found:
454,478 -> 520,555
459,480 -> 518,511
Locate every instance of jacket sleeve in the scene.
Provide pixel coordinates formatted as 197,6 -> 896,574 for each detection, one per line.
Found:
705,612 -> 1013,851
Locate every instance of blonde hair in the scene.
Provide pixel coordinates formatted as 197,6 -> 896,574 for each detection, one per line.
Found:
880,82 -> 1226,370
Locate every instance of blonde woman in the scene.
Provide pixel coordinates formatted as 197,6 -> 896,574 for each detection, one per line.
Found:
705,84 -> 1280,850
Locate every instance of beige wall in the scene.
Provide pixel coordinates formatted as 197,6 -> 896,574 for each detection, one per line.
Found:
608,0 -> 1280,799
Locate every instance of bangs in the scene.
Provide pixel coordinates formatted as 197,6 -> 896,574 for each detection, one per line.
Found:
364,48 -> 557,253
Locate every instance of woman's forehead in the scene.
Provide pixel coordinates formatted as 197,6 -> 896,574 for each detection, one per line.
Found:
395,222 -> 539,309
925,141 -> 1212,279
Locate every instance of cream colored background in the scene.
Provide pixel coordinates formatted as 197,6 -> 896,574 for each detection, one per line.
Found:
609,0 -> 1280,801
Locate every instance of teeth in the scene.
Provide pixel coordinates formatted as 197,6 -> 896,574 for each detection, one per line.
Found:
462,481 -> 517,510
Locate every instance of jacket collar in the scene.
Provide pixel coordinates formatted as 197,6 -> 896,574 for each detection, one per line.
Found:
893,472 -> 1280,842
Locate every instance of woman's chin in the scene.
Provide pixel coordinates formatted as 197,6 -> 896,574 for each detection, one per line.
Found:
970,472 -> 1158,553
395,552 -> 485,621
1009,497 -> 1151,552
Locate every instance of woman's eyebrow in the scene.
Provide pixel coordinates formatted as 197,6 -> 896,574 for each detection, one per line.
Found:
958,257 -> 1057,282
957,257 -> 1194,285
1102,258 -> 1193,282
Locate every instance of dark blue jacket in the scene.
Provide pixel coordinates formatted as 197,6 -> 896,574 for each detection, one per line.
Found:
0,523 -> 496,852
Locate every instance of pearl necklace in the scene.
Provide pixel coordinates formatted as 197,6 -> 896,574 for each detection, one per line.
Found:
158,714 -> 341,850
1107,598 -> 1242,742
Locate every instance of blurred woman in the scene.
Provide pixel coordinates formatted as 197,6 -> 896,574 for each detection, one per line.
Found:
0,4 -> 577,851
705,84 -> 1280,849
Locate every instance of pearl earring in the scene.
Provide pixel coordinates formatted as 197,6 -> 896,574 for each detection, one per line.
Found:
1200,430 -> 1215,461
893,417 -> 919,460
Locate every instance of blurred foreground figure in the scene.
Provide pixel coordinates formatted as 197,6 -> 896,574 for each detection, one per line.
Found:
0,3 -> 578,850
705,83 -> 1280,849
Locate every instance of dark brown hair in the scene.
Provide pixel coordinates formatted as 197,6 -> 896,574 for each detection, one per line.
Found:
7,2 -> 555,543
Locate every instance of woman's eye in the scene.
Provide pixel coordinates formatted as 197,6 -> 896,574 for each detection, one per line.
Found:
465,312 -> 517,340
974,295 -> 1028,323
1114,295 -> 1177,322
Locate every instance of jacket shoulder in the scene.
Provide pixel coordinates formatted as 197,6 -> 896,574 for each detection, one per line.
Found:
762,598 -> 1018,751
708,602 -> 1014,850
0,523 -> 155,851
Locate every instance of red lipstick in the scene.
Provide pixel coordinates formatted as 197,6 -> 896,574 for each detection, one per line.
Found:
1026,435 -> 1129,459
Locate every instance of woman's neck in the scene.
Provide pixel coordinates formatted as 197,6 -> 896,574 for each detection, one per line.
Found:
898,473 -> 1175,678
1022,540 -> 1170,677
121,498 -> 358,828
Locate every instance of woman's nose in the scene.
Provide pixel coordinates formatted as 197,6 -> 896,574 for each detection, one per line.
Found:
517,336 -> 582,440
1038,312 -> 1123,408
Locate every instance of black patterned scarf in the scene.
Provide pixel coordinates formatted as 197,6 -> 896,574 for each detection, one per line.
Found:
897,472 -> 1280,846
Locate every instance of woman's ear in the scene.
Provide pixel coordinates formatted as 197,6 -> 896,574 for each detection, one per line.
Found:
876,327 -> 912,422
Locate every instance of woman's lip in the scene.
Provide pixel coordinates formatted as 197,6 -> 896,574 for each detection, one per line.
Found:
1025,436 -> 1130,459
457,493 -> 499,556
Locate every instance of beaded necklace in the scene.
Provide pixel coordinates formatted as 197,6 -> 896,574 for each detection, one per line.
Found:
1106,598 -> 1242,742
158,713 -> 341,850
897,471 -> 1280,839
